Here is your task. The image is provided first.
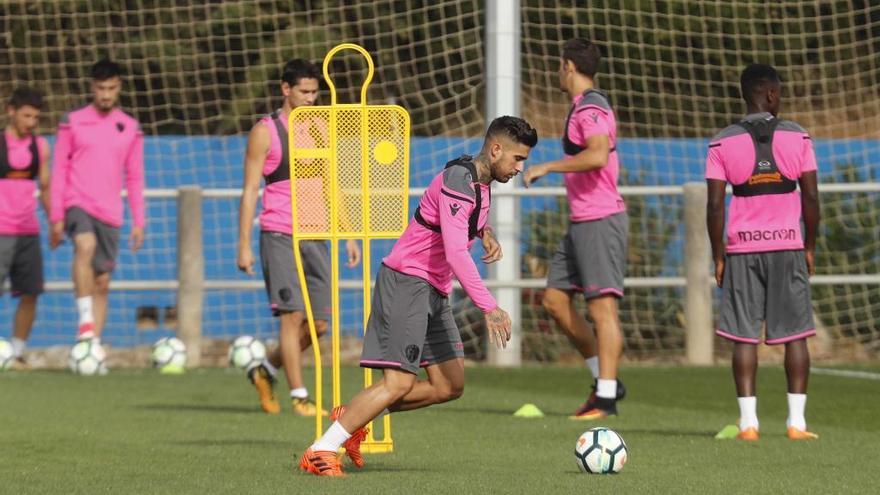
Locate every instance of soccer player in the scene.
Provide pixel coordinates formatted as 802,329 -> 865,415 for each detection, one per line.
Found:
1,87 -> 50,370
522,38 -> 627,420
299,116 -> 536,477
706,63 -> 820,441
49,59 -> 145,344
237,58 -> 361,416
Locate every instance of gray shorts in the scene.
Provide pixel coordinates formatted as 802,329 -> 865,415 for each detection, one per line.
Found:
717,250 -> 816,345
547,212 -> 628,299
0,235 -> 44,296
65,207 -> 120,274
360,264 -> 464,374
259,232 -> 331,319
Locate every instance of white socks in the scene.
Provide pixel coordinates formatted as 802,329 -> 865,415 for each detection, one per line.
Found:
737,396 -> 759,430
736,394 -> 808,431
11,337 -> 25,358
311,421 -> 351,452
787,393 -> 807,430
585,357 -> 599,379
77,296 -> 94,326
596,379 -> 617,400
290,387 -> 309,399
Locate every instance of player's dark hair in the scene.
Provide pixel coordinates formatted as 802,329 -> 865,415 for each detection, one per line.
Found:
91,59 -> 123,81
740,63 -> 780,104
562,38 -> 602,78
485,116 -> 538,148
7,86 -> 43,110
281,59 -> 321,86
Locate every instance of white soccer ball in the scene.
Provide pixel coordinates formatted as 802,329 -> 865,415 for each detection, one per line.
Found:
575,427 -> 628,474
228,335 -> 266,370
151,337 -> 187,369
68,340 -> 107,376
0,338 -> 14,371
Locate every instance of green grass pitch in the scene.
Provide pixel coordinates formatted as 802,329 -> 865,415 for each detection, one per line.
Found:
2,365 -> 878,494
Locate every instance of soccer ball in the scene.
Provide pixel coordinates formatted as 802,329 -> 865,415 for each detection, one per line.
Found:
575,427 -> 628,474
69,339 -> 107,376
151,337 -> 187,369
228,335 -> 266,370
0,338 -> 14,371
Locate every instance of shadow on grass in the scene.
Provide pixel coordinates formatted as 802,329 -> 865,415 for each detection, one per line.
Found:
623,427 -> 716,438
174,438 -> 290,447
134,403 -> 258,414
439,405 -> 569,417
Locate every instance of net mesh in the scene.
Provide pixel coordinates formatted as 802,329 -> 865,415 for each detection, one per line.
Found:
0,1 -> 878,362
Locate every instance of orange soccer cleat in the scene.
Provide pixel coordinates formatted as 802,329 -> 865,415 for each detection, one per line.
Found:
247,365 -> 280,415
736,427 -> 760,441
787,427 -> 818,440
299,448 -> 345,477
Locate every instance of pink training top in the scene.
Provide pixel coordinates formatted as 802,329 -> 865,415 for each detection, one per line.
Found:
50,105 -> 145,228
383,163 -> 497,313
705,112 -> 817,254
563,90 -> 626,222
0,132 -> 49,235
258,113 -> 328,235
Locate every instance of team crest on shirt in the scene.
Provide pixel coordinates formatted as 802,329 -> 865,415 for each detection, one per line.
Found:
116,122 -> 125,132
590,113 -> 599,123
450,203 -> 461,216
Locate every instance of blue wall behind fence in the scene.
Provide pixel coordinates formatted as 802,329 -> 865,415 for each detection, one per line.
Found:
9,136 -> 879,347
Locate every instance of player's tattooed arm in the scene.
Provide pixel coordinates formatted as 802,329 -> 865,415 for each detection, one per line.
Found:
485,307 -> 512,349
480,225 -> 503,264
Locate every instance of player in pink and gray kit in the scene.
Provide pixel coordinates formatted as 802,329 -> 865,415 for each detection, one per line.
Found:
237,59 -> 361,416
523,39 -> 627,420
706,64 -> 820,441
50,59 -> 145,343
300,116 -> 538,477
1,87 -> 50,370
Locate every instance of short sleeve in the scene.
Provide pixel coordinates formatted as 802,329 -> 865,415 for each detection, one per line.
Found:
705,143 -> 727,181
800,135 -> 818,174
569,107 -> 611,146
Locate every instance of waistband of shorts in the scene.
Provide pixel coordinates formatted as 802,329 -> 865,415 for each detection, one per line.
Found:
570,210 -> 628,225
725,248 -> 805,257
380,263 -> 449,298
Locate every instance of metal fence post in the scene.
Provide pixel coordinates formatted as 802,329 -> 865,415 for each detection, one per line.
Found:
485,0 -> 522,366
177,186 -> 204,367
683,182 -> 714,364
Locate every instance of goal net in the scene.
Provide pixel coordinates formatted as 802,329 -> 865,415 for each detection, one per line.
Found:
0,1 -> 878,363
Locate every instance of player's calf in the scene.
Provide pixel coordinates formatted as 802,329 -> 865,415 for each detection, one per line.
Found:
331,406 -> 369,468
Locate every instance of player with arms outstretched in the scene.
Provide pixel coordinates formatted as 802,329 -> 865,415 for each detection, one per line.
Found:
523,39 -> 627,420
706,64 -> 820,441
237,58 -> 361,416
50,59 -> 145,346
300,116 -> 538,477
1,87 -> 50,369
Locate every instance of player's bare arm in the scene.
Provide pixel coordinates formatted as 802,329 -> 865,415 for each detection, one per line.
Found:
480,225 -> 502,264
237,123 -> 270,275
706,178 -> 727,287
523,134 -> 610,187
799,170 -> 819,275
